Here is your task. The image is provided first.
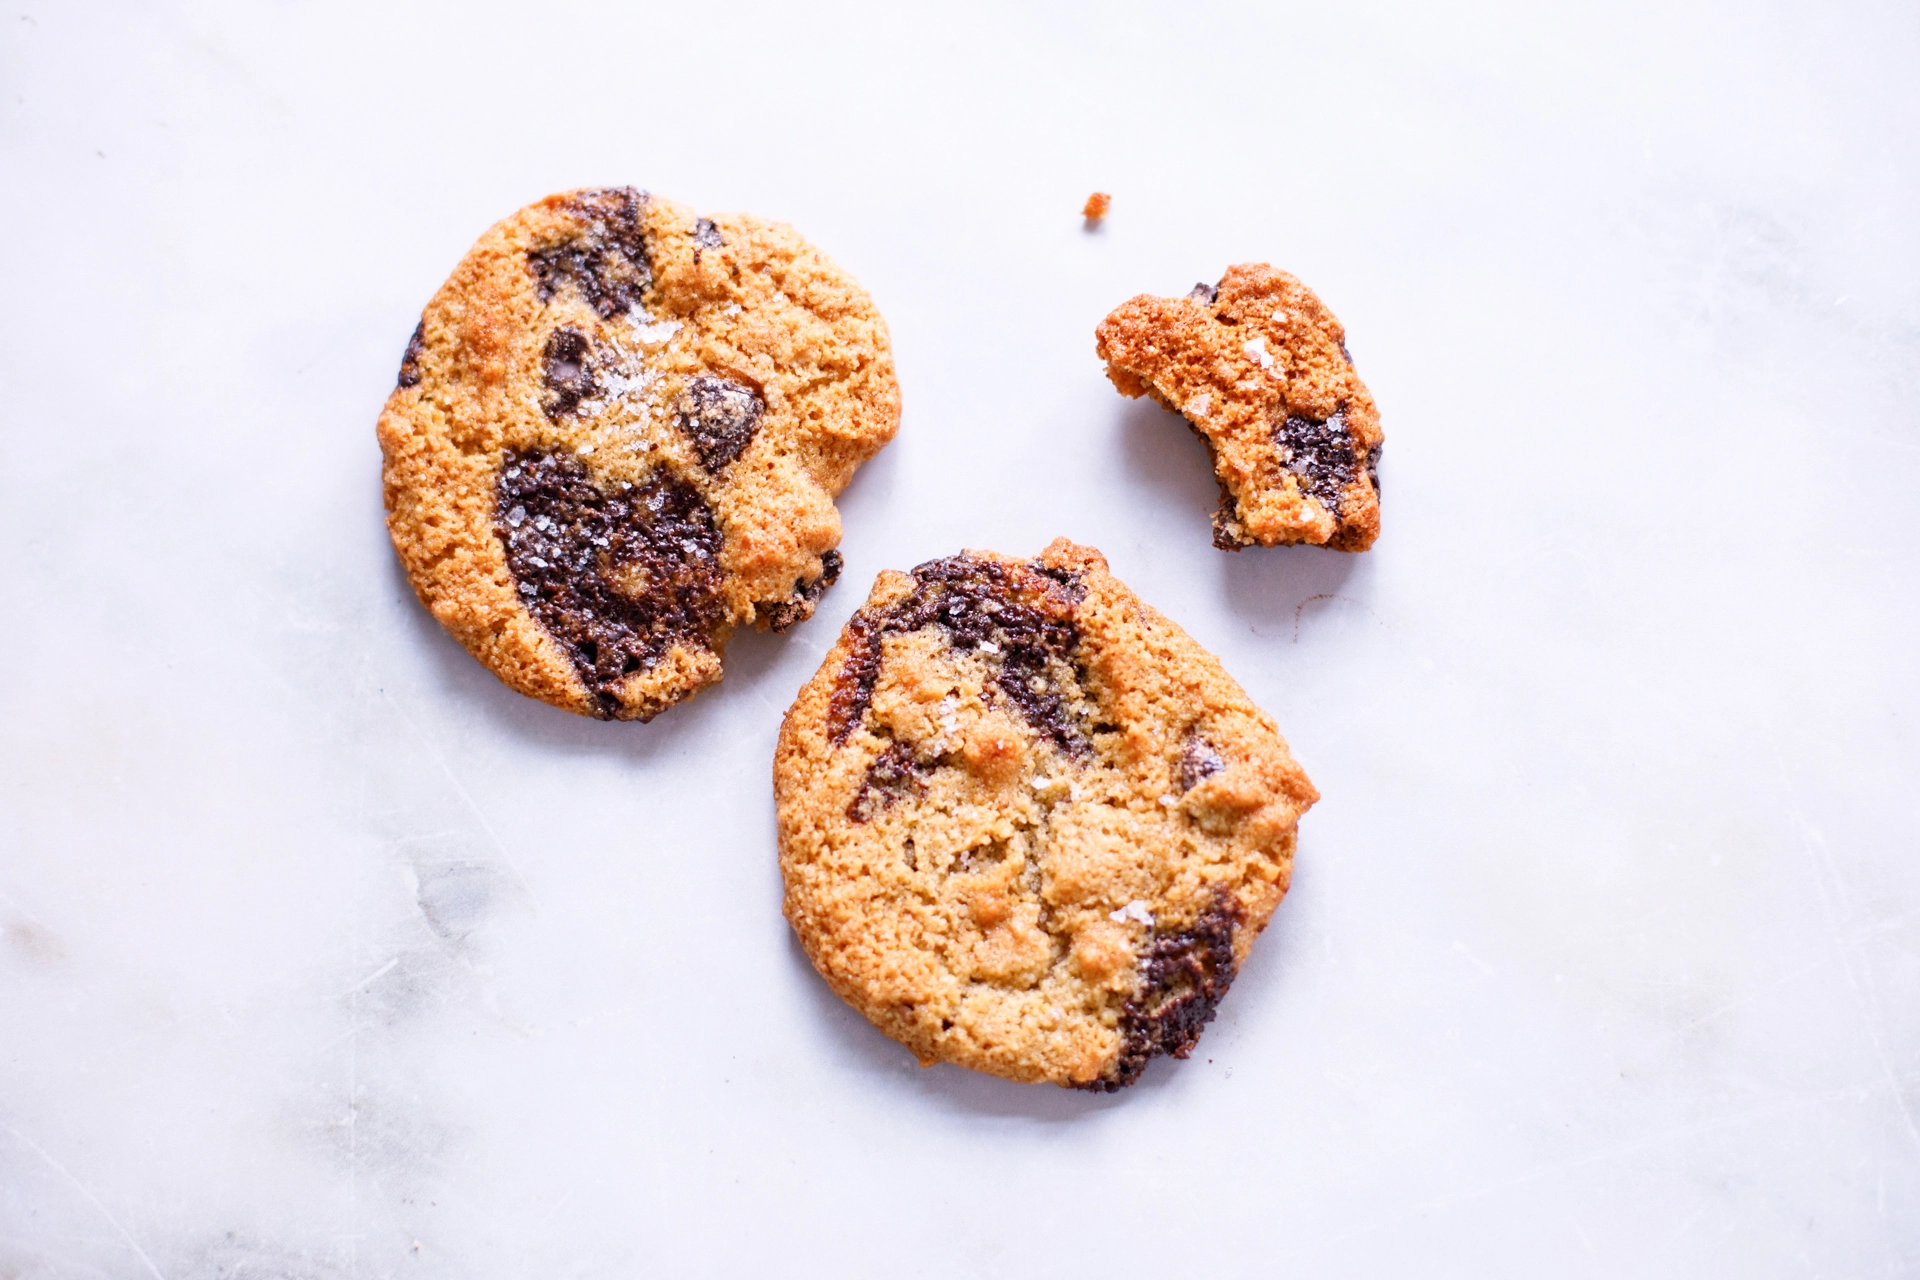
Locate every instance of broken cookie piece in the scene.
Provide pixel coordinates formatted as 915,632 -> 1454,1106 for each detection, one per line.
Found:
1095,263 -> 1383,552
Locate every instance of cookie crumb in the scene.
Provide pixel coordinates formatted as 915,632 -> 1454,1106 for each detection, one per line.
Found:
1082,192 -> 1111,222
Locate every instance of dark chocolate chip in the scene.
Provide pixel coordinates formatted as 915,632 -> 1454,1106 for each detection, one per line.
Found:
826,612 -> 881,745
1031,561 -> 1087,604
1177,735 -> 1225,792
1186,282 -> 1219,304
396,321 -> 426,389
495,449 -> 725,719
674,376 -> 764,473
693,218 -> 723,250
1275,405 -> 1358,511
1339,339 -> 1355,367
827,553 -> 1089,757
1081,895 -> 1243,1091
758,548 -> 844,633
528,186 -> 653,320
848,740 -> 927,821
1210,496 -> 1249,552
1365,443 -> 1382,499
540,326 -> 597,419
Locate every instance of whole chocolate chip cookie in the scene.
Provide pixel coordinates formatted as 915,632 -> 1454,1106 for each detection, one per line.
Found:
1095,264 -> 1382,552
775,539 -> 1317,1089
378,188 -> 900,720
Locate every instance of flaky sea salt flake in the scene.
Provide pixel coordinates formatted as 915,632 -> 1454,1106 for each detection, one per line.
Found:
627,315 -> 683,349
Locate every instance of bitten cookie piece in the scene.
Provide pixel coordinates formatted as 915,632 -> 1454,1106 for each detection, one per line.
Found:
378,187 -> 900,720
775,539 -> 1317,1090
1095,264 -> 1382,551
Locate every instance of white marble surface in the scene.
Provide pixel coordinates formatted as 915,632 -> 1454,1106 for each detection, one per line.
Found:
4,1 -> 1918,1275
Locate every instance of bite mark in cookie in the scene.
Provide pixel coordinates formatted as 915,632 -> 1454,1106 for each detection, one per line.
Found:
776,539 -> 1318,1089
1096,263 -> 1384,552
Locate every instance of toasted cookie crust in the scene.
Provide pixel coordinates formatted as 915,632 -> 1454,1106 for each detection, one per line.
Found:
1095,264 -> 1382,551
378,188 -> 900,720
775,539 -> 1317,1089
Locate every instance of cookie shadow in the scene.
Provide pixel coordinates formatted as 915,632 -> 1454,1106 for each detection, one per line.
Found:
826,415 -> 904,530
1116,397 -> 1373,635
1116,397 -> 1224,548
1218,543 -> 1369,640
783,933 -> 1172,1121
385,553 -> 797,765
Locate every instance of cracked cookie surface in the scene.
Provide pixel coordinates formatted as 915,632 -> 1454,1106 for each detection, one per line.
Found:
1096,263 -> 1382,552
378,187 -> 899,719
775,539 -> 1317,1089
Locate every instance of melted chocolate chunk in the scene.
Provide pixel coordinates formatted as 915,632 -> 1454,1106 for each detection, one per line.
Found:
1210,497 -> 1248,552
827,554 -> 1089,756
675,376 -> 764,473
528,187 -> 653,319
541,327 -> 597,419
1084,896 -> 1243,1091
1186,282 -> 1219,304
1275,406 -> 1357,511
758,549 -> 843,633
826,612 -> 881,745
849,740 -> 927,822
1032,561 -> 1087,603
1365,443 -> 1382,499
693,218 -> 723,250
396,321 -> 426,389
495,450 -> 724,718
1177,735 -> 1226,792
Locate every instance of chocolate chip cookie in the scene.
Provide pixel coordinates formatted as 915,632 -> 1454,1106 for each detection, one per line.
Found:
1095,264 -> 1382,551
378,187 -> 900,720
775,539 -> 1317,1089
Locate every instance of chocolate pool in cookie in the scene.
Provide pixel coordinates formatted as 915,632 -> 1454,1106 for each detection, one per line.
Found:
1096,264 -> 1383,552
378,188 -> 899,720
775,539 -> 1318,1089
